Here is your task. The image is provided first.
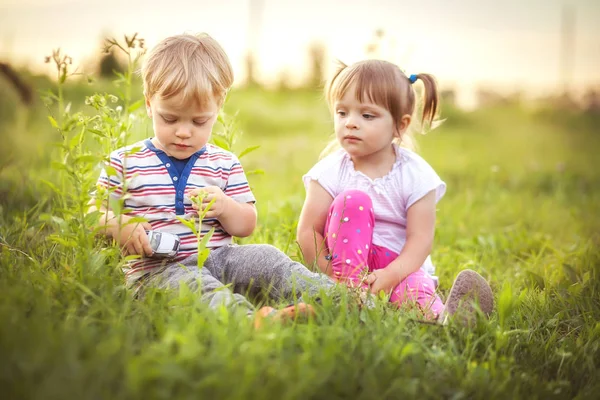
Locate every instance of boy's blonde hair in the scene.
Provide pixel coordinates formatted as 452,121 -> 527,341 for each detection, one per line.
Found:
142,33 -> 234,106
322,59 -> 440,155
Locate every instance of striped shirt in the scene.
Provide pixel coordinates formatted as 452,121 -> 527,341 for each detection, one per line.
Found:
95,139 -> 255,286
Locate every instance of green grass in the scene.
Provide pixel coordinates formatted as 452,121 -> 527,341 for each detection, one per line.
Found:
0,74 -> 599,399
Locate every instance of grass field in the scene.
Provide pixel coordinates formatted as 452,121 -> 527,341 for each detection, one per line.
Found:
0,67 -> 599,399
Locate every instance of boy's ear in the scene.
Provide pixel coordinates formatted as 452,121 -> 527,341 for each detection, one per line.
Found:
145,96 -> 152,118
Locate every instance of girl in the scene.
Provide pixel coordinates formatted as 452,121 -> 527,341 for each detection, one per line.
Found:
297,60 -> 493,322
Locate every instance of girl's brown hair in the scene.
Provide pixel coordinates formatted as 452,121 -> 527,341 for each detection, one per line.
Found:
323,59 -> 440,152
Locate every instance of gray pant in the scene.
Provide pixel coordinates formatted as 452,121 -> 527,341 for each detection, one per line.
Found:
139,244 -> 335,314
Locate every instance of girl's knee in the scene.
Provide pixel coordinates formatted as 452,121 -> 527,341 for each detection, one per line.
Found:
333,190 -> 372,209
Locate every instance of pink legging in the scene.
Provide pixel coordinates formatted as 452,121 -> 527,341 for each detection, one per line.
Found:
325,190 -> 444,317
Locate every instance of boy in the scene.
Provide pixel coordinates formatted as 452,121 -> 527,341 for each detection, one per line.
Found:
90,33 -> 334,322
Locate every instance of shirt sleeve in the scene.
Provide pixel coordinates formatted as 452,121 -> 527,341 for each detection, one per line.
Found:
94,152 -> 125,202
403,154 -> 446,209
223,154 -> 256,204
302,152 -> 341,198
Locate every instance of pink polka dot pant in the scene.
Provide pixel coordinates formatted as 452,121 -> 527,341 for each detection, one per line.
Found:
324,189 -> 444,317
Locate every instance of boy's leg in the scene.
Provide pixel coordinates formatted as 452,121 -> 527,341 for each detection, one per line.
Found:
140,255 -> 255,314
207,244 -> 335,303
325,190 -> 375,285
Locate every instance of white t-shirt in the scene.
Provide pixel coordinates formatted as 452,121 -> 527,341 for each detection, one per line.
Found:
303,144 -> 446,276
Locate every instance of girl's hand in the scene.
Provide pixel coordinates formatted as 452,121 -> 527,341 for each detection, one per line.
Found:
365,268 -> 400,296
106,214 -> 153,257
190,186 -> 230,219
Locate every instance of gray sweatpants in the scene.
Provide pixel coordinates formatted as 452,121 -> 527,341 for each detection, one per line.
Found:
139,244 -> 335,314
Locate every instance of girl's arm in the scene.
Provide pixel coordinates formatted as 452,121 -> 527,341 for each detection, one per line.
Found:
367,190 -> 437,293
296,180 -> 335,277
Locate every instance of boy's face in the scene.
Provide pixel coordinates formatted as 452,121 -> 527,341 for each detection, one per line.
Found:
146,93 -> 219,160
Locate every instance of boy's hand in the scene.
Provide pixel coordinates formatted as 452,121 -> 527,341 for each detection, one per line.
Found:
190,186 -> 230,219
365,268 -> 400,297
105,214 -> 153,257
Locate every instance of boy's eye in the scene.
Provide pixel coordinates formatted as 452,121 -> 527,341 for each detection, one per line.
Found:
193,120 -> 207,126
363,114 -> 375,119
161,116 -> 177,123
336,110 -> 346,117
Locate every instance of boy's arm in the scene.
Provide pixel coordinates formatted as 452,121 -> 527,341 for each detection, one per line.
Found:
296,180 -> 334,277
88,202 -> 153,257
190,186 -> 257,238
216,199 -> 257,238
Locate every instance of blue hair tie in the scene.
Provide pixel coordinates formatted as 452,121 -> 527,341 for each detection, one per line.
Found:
409,74 -> 418,84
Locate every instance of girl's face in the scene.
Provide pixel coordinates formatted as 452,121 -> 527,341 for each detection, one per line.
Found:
333,84 -> 398,160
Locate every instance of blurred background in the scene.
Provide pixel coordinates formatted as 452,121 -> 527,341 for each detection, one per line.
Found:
0,0 -> 598,225
0,0 -> 599,109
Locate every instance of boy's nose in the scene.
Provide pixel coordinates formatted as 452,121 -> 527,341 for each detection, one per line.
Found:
175,127 -> 192,138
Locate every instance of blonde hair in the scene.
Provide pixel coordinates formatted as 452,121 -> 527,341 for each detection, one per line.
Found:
142,33 -> 234,107
321,59 -> 440,157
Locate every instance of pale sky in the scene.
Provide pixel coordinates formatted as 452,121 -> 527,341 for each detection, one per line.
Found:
0,0 -> 598,107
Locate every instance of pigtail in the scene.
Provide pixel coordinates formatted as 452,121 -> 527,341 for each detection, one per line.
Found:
411,73 -> 440,128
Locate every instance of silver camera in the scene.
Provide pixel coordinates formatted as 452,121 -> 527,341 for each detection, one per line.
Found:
146,230 -> 180,258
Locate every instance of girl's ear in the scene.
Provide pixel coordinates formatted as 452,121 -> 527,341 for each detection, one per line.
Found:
395,114 -> 412,137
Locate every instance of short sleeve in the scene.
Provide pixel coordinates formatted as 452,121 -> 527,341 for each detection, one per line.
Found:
94,152 -> 125,202
401,151 -> 446,209
302,151 -> 342,198
223,154 -> 256,204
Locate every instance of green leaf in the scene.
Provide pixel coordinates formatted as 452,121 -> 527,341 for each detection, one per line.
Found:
127,99 -> 144,113
51,162 -> 67,171
48,116 -> 59,129
238,145 -> 261,159
105,165 -> 118,177
84,211 -> 103,227
176,216 -> 197,235
497,283 -> 515,330
48,234 -> 76,247
197,248 -> 211,268
87,128 -> 106,137
69,132 -> 82,150
40,179 -> 61,194
109,197 -> 123,216
211,136 -> 230,151
562,264 -> 578,283
525,271 -> 545,290
198,227 -> 215,249
126,216 -> 149,225
125,146 -> 142,155
75,154 -> 99,165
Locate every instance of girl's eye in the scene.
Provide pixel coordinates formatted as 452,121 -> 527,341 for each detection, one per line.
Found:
193,120 -> 207,126
162,116 -> 176,123
337,111 -> 346,117
363,114 -> 375,119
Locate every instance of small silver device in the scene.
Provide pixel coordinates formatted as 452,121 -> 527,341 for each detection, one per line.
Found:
146,230 -> 180,258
